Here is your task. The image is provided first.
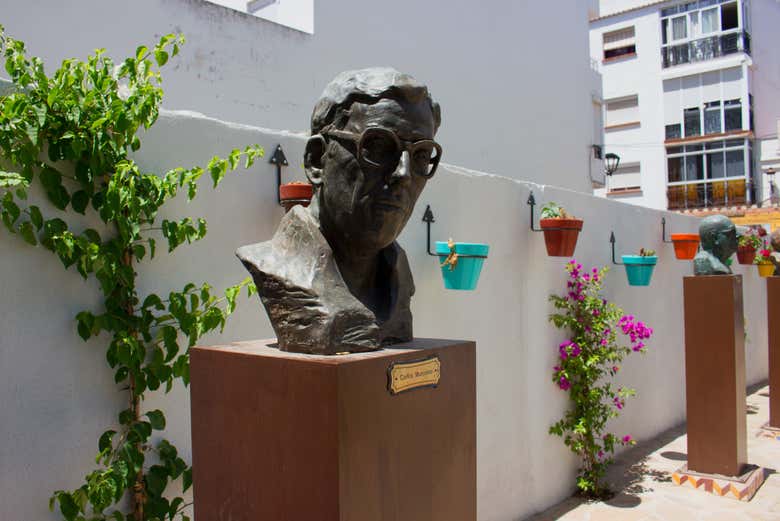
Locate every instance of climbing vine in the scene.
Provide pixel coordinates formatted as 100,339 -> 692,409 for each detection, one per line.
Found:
0,28 -> 263,520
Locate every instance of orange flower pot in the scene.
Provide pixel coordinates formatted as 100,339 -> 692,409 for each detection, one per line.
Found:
279,182 -> 313,212
540,218 -> 583,257
758,262 -> 775,278
670,233 -> 699,260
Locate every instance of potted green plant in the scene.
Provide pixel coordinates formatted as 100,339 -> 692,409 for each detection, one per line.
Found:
279,181 -> 313,212
621,248 -> 657,286
435,238 -> 489,290
755,248 -> 775,277
540,202 -> 583,257
737,228 -> 763,265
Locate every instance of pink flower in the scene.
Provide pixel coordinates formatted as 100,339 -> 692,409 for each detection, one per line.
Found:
622,435 -> 632,444
558,376 -> 571,390
612,365 -> 619,373
553,365 -> 561,372
570,344 -> 581,357
613,396 -> 624,409
598,450 -> 604,459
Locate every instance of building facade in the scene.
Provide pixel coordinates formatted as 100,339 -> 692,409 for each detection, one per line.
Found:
590,0 -> 780,216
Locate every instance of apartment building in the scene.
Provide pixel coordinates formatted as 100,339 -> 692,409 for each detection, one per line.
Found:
590,0 -> 780,213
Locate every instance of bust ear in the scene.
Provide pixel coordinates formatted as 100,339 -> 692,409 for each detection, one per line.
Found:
304,135 -> 327,187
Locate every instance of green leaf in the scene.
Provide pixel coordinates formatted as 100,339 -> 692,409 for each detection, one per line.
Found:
154,49 -> 168,67
146,409 -> 166,430
19,221 -> 36,245
71,190 -> 89,214
0,170 -> 29,188
98,430 -> 117,453
133,243 -> 146,260
183,468 -> 193,492
29,205 -> 43,230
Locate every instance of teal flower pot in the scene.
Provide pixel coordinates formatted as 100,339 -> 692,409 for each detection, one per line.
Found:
435,241 -> 489,291
622,255 -> 657,286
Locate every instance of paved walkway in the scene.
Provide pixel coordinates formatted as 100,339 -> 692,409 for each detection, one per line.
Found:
527,384 -> 780,520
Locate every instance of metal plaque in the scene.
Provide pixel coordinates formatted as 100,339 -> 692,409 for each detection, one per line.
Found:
388,356 -> 441,395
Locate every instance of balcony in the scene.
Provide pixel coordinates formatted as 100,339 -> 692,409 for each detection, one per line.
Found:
661,31 -> 751,68
666,178 -> 752,210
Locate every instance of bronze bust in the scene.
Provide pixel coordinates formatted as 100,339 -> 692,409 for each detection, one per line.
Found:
237,68 -> 442,354
693,215 -> 738,276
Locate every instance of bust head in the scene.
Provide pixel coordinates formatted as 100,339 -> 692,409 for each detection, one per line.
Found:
304,68 -> 441,256
699,214 -> 738,262
693,215 -> 738,275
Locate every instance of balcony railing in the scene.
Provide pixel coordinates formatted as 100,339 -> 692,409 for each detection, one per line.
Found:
661,31 -> 751,69
667,179 -> 751,210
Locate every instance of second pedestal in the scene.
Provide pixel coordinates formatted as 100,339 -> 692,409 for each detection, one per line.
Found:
683,275 -> 746,476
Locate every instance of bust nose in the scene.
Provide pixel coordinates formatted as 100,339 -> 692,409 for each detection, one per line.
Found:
387,150 -> 411,185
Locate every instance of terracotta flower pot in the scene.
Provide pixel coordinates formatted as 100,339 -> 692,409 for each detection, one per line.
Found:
279,182 -> 313,212
758,262 -> 774,278
540,218 -> 583,257
670,233 -> 699,260
737,245 -> 756,265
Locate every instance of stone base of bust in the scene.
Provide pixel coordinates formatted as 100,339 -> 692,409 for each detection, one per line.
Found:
683,275 -> 747,476
190,338 -> 476,521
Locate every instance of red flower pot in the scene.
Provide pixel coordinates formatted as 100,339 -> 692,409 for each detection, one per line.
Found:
279,182 -> 313,212
736,245 -> 756,265
670,233 -> 699,260
540,218 -> 583,257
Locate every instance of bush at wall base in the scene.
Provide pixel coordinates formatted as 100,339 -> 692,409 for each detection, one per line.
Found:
670,233 -> 699,260
621,255 -> 658,286
435,241 -> 489,290
549,260 -> 652,497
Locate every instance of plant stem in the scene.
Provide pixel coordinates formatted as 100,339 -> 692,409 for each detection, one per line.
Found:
122,246 -> 144,521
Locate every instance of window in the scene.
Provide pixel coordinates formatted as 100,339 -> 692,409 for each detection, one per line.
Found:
666,124 -> 682,139
603,27 -> 636,60
684,107 -> 701,137
605,95 -> 639,128
704,101 -> 722,134
701,6 -> 719,33
660,0 -> 749,68
721,2 -> 738,30
672,15 -> 688,40
666,138 -> 750,209
724,99 -> 742,131
609,163 -> 641,192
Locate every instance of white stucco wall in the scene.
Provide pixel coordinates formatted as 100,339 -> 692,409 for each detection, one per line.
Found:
0,0 -> 597,193
0,109 -> 770,521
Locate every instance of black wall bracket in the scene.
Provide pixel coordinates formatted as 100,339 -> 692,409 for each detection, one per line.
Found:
422,205 -> 487,259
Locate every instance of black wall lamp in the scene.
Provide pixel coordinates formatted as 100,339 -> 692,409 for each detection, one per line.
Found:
604,153 -> 621,176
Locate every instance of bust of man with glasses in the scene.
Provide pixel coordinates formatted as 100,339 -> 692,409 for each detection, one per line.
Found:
237,68 -> 442,355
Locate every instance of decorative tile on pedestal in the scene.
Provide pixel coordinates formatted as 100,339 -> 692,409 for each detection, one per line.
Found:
756,422 -> 780,441
671,464 -> 766,501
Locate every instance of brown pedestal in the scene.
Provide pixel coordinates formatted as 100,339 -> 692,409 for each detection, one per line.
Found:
190,338 -> 476,521
769,277 -> 780,428
683,275 -> 746,477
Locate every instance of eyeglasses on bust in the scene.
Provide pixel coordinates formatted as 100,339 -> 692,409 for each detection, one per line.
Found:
322,126 -> 442,179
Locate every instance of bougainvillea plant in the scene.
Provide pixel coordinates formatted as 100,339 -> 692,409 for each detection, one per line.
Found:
548,260 -> 652,497
0,28 -> 263,520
